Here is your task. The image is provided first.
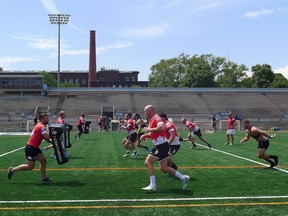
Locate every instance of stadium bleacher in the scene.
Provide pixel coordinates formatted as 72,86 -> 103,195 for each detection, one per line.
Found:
0,88 -> 288,131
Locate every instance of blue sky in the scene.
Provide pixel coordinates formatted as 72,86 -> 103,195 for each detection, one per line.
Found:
0,0 -> 287,81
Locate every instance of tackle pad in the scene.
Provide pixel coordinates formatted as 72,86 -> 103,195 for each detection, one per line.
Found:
49,124 -> 70,165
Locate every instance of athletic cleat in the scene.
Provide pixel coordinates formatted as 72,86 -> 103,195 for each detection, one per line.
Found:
208,144 -> 212,149
123,153 -> 130,158
41,177 -> 52,182
133,151 -> 139,159
7,167 -> 14,180
229,143 -> 233,145
182,175 -> 190,190
274,155 -> 279,166
142,185 -> 157,191
224,142 -> 229,145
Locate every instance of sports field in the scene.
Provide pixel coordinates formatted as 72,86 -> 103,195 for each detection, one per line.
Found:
0,130 -> 288,216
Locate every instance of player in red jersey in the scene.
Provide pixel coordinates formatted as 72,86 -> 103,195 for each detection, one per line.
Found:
75,113 -> 85,140
121,113 -> 138,158
225,112 -> 237,145
181,118 -> 212,149
7,113 -> 52,182
43,111 -> 65,157
159,113 -> 180,171
140,105 -> 190,191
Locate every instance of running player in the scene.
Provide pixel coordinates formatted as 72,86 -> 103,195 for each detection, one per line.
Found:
159,113 -> 180,171
181,118 -> 212,149
134,113 -> 150,154
7,113 -> 52,182
140,105 -> 190,191
121,113 -> 138,158
75,113 -> 85,140
240,119 -> 278,168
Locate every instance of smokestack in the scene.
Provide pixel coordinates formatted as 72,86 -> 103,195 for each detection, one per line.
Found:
88,30 -> 97,87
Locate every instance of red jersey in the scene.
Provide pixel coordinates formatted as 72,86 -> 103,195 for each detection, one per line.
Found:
126,118 -> 136,135
228,117 -> 236,129
56,117 -> 65,124
185,120 -> 199,132
148,114 -> 167,145
27,122 -> 48,148
77,116 -> 84,126
165,121 -> 180,145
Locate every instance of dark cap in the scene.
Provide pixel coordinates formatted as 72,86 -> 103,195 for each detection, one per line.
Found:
159,113 -> 168,120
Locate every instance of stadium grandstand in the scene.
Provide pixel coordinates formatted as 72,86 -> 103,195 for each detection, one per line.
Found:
0,87 -> 288,132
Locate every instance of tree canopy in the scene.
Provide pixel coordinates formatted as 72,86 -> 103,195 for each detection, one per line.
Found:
148,53 -> 287,88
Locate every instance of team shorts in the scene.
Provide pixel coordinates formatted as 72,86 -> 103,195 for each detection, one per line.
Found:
137,132 -> 144,141
258,139 -> 270,149
194,129 -> 202,137
128,132 -> 137,142
25,144 -> 42,161
227,129 -> 236,135
77,125 -> 83,133
150,142 -> 169,161
169,145 -> 180,156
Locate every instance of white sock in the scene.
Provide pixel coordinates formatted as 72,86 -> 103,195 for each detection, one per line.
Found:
175,171 -> 185,180
150,175 -> 156,186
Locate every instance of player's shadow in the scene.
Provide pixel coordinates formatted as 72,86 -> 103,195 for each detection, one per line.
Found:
40,181 -> 86,187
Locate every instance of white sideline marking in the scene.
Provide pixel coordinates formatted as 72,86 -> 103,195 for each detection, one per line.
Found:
196,143 -> 288,174
0,146 -> 25,157
1,195 -> 288,204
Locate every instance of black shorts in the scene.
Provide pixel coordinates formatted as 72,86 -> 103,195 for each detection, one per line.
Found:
137,132 -> 144,141
194,129 -> 203,137
150,142 -> 169,161
258,139 -> 270,149
77,125 -> 83,133
25,144 -> 42,161
169,145 -> 180,156
128,132 -> 137,142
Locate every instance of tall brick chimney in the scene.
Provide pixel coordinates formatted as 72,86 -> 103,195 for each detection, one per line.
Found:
88,30 -> 97,87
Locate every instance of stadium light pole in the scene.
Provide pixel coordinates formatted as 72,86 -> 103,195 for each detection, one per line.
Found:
48,14 -> 70,88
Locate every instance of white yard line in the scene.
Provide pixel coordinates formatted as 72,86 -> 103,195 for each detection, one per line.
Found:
196,143 -> 288,174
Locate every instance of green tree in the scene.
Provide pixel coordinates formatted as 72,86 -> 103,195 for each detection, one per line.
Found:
149,53 -> 190,87
251,64 -> 274,88
180,54 -> 220,87
40,71 -> 57,87
269,73 -> 288,88
217,61 -> 248,87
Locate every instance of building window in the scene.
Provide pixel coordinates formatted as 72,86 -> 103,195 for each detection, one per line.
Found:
132,77 -> 136,82
82,78 -> 86,84
69,78 -> 73,83
76,78 -> 80,84
125,77 -> 129,82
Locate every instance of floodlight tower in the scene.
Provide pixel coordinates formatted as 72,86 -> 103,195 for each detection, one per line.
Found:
48,14 -> 70,88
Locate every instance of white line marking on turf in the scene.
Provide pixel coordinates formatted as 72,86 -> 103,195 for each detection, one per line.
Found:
0,146 -> 25,157
196,143 -> 288,174
1,195 -> 288,204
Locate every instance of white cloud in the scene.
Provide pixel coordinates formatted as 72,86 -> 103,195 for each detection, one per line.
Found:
124,23 -> 170,38
40,0 -> 60,13
0,57 -> 35,69
14,35 -> 56,50
244,9 -> 274,19
97,42 -> 135,54
162,0 -> 184,10
274,66 -> 288,79
278,7 -> 288,15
